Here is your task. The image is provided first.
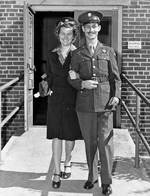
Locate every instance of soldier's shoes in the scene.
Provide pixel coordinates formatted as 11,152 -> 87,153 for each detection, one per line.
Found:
102,184 -> 112,195
52,173 -> 61,189
84,179 -> 98,189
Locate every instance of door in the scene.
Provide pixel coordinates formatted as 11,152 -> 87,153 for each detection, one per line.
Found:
33,11 -> 74,125
24,3 -> 35,131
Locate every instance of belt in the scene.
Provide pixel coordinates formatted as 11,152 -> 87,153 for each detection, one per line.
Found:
91,76 -> 109,83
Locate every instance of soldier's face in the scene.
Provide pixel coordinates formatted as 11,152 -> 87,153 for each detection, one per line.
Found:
82,23 -> 101,41
59,27 -> 74,46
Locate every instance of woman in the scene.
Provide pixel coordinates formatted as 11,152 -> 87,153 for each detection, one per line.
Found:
46,17 -> 82,189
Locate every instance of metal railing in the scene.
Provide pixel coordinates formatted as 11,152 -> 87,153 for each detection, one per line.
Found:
0,72 -> 24,162
121,73 -> 150,167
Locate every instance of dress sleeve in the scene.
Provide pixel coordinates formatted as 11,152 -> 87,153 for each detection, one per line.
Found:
68,51 -> 83,90
46,53 -> 53,89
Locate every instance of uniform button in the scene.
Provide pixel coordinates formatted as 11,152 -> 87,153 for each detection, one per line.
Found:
93,65 -> 96,68
93,73 -> 96,76
92,58 -> 95,61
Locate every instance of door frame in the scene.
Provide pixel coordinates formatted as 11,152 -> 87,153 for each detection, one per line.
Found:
24,3 -> 35,131
24,5 -> 122,129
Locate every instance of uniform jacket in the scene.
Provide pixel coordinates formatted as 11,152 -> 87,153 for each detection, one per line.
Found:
68,41 -> 121,112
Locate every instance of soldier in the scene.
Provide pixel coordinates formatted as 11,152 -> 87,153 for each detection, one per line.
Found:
68,11 -> 121,195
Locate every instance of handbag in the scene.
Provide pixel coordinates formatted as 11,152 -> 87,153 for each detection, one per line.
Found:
39,79 -> 49,97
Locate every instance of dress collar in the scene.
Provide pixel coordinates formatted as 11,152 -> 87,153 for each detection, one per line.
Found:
52,44 -> 76,53
52,44 -> 76,65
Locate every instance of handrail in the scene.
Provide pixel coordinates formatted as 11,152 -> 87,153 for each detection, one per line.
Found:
0,99 -> 23,129
121,73 -> 150,166
121,100 -> 150,155
121,73 -> 150,107
0,72 -> 24,92
0,72 -> 24,162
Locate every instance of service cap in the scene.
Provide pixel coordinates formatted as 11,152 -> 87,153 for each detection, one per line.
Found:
78,11 -> 103,25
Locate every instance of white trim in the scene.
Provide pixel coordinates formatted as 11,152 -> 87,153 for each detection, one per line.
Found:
24,0 -> 130,6
28,126 -> 46,131
118,6 -> 122,60
24,3 -> 35,131
31,5 -> 121,12
24,2 -> 28,132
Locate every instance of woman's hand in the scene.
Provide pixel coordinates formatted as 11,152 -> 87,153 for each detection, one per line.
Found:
108,97 -> 119,106
47,89 -> 53,96
69,70 -> 80,79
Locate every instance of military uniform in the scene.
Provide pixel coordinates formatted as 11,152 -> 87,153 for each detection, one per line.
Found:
69,42 -> 121,112
68,11 -> 121,193
69,41 -> 121,183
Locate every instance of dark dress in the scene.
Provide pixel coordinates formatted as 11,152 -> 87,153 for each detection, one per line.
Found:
46,49 -> 82,140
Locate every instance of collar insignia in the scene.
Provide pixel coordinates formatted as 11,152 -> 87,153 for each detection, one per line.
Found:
88,13 -> 92,17
102,49 -> 107,53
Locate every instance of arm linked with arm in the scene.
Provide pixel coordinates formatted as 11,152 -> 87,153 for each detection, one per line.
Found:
68,52 -> 83,90
68,52 -> 99,90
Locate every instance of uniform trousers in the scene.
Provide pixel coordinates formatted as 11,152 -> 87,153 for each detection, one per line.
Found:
77,111 -> 114,185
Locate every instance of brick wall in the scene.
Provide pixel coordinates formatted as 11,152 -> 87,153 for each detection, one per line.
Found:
0,0 -> 150,154
0,0 -> 24,147
121,0 -> 150,154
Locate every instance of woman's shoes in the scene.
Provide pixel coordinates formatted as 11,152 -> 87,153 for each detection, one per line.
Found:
52,173 -> 61,189
62,161 -> 72,179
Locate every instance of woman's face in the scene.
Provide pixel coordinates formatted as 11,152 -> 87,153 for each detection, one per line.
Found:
59,26 -> 74,47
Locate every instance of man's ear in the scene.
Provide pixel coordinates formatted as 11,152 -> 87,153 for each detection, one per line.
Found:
82,25 -> 85,32
98,25 -> 101,32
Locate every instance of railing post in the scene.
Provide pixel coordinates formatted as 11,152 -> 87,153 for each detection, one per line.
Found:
135,94 -> 140,168
0,91 -> 1,162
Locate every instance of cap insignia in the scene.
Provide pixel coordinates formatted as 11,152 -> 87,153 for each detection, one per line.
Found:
65,19 -> 69,22
102,49 -> 107,53
88,13 -> 92,17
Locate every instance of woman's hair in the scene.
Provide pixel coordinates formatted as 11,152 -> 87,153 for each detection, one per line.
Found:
55,17 -> 79,43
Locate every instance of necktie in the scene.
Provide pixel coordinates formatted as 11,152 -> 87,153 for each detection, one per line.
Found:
89,45 -> 94,56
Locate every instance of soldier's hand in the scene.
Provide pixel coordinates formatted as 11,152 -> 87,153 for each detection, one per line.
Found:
108,97 -> 119,106
81,80 -> 98,89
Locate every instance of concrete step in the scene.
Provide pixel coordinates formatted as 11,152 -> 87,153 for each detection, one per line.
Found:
0,128 -> 150,196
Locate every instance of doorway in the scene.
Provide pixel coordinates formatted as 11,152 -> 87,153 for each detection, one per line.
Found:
33,11 -> 113,125
33,12 -> 74,125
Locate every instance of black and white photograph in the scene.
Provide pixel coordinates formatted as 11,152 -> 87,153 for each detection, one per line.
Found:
0,0 -> 150,196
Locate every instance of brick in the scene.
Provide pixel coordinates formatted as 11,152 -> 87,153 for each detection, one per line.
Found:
6,9 -> 18,12
135,25 -> 147,29
5,1 -> 16,4
136,17 -> 147,21
135,59 -> 147,62
1,0 -> 150,154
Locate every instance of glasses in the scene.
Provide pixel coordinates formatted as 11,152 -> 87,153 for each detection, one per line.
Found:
84,23 -> 100,31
